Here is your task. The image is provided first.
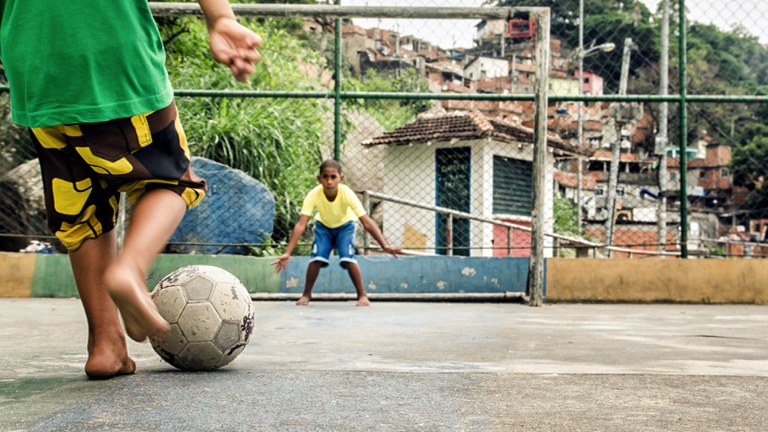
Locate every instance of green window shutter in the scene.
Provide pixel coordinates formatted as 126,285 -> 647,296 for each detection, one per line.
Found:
493,155 -> 533,215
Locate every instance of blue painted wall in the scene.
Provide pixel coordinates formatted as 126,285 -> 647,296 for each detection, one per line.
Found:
279,256 -> 533,294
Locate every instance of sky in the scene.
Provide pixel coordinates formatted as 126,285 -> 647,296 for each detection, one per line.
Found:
342,0 -> 768,49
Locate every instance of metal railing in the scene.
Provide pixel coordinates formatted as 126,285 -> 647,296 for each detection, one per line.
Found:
359,190 -> 680,258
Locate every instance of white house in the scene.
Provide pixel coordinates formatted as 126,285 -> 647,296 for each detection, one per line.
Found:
362,111 -> 588,257
474,19 -> 508,45
464,56 -> 509,81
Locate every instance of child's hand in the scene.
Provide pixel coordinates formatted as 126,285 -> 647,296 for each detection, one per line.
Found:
382,246 -> 403,258
208,17 -> 263,82
271,254 -> 291,273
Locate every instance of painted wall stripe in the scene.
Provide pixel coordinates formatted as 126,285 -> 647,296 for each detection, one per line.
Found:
0,253 -> 36,298
4,252 -> 768,304
148,255 -> 281,293
546,258 -> 768,304
31,254 -> 76,298
279,256 -> 531,295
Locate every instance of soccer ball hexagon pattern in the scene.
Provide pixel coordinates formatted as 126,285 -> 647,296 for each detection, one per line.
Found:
150,265 -> 255,371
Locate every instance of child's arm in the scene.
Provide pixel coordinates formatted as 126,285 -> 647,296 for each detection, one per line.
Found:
359,215 -> 403,257
197,0 -> 263,82
272,214 -> 310,273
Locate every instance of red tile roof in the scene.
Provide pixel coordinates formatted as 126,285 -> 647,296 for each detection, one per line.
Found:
363,111 -> 591,156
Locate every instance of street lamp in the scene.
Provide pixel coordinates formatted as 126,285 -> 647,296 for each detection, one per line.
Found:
576,38 -> 615,234
604,38 -> 637,254
582,42 -> 617,57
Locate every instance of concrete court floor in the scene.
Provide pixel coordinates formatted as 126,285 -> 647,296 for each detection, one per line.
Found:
0,298 -> 767,432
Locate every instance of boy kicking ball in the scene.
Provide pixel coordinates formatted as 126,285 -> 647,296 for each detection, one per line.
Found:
1,0 -> 261,378
272,159 -> 402,306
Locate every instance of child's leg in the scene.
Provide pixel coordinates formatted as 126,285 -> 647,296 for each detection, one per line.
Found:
70,231 -> 136,379
105,189 -> 185,341
336,222 -> 368,306
297,261 -> 323,305
299,222 -> 332,306
343,262 -> 370,306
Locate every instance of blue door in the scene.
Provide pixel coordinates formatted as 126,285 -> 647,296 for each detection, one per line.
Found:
436,147 -> 470,256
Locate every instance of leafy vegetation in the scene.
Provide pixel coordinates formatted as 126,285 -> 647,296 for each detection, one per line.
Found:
553,195 -> 579,235
158,13 -> 431,249
159,16 -> 330,246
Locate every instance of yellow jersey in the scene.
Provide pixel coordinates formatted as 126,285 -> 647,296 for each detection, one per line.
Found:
300,184 -> 366,228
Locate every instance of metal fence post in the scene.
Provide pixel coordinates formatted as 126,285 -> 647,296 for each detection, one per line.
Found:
447,214 -> 454,256
677,0 -> 690,258
362,191 -> 370,255
333,0 -> 342,161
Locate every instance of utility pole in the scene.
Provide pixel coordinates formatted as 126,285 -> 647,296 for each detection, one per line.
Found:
577,0 -> 585,234
656,0 -> 670,253
526,9 -> 550,307
577,0 -> 614,234
604,37 -> 635,254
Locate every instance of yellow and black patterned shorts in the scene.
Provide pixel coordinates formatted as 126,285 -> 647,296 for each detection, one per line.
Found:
30,102 -> 207,252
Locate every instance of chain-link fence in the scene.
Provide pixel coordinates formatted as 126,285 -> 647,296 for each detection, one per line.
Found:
1,0 -> 766,260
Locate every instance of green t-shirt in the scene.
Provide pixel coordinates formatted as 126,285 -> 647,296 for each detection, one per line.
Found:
0,0 -> 173,127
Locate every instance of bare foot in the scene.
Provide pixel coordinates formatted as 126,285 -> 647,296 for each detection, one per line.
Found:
85,353 -> 136,379
296,296 -> 310,306
85,335 -> 136,379
356,296 -> 371,307
106,263 -> 170,342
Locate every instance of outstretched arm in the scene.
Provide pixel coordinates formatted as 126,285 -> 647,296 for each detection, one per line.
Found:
197,0 -> 263,82
272,214 -> 311,273
359,215 -> 402,257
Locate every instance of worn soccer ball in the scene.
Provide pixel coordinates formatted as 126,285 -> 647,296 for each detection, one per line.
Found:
149,265 -> 255,371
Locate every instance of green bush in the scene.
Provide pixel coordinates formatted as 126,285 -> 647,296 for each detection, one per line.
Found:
161,17 -> 328,244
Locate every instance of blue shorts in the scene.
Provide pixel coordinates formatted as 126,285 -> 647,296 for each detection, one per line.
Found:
311,221 -> 358,268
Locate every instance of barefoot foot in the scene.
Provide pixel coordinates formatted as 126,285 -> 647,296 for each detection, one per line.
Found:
296,296 -> 310,306
356,296 -> 371,307
85,338 -> 136,379
106,264 -> 170,342
85,355 -> 136,380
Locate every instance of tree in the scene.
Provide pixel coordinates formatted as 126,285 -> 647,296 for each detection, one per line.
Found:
732,135 -> 768,219
630,5 -> 768,160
